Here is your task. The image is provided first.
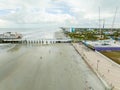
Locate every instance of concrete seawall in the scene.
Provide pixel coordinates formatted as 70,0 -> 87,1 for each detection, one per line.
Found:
72,43 -> 116,90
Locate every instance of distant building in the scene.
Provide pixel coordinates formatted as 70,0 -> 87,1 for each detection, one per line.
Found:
70,27 -> 75,32
0,32 -> 22,39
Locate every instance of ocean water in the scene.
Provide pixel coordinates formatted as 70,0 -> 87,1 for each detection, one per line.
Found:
0,44 -> 15,53
0,27 -> 59,32
0,27 -> 60,51
0,27 -> 60,39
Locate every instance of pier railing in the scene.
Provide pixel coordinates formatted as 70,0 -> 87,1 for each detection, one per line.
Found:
0,39 -> 72,45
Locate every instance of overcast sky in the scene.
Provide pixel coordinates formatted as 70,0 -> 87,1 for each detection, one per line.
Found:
0,0 -> 120,28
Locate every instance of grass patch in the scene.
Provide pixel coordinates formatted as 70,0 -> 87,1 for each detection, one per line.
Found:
100,51 -> 120,64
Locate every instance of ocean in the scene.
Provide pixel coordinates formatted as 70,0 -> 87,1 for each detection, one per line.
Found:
0,27 -> 60,39
0,27 -> 60,51
0,27 -> 59,32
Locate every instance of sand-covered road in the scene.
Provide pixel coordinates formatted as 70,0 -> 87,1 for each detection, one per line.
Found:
0,44 -> 105,90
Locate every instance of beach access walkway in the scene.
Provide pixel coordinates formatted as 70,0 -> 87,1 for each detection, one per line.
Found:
72,43 -> 120,90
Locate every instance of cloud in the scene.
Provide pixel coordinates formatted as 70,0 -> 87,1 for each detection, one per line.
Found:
0,19 -> 14,27
0,0 -> 120,28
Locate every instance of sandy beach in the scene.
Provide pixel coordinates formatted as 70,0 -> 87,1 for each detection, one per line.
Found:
0,43 -> 105,90
73,43 -> 120,90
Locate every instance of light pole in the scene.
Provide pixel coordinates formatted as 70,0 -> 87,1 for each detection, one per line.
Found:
97,60 -> 100,71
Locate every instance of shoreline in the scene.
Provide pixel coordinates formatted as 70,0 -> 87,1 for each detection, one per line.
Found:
72,43 -> 120,90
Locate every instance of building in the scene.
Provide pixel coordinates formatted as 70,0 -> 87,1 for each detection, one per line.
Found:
0,32 -> 22,43
0,32 -> 22,39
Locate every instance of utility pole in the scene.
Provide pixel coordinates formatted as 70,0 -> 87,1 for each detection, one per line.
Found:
103,19 -> 105,29
99,7 -> 102,39
111,7 -> 118,32
97,60 -> 100,72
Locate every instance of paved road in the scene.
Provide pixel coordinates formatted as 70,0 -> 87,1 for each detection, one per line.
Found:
0,44 -> 105,90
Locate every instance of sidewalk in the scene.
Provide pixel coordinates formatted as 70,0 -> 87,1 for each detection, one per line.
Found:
72,43 -> 120,90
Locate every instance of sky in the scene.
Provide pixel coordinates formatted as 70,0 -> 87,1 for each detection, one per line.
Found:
0,0 -> 120,28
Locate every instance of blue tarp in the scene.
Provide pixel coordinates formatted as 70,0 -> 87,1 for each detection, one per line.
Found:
94,47 -> 120,51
